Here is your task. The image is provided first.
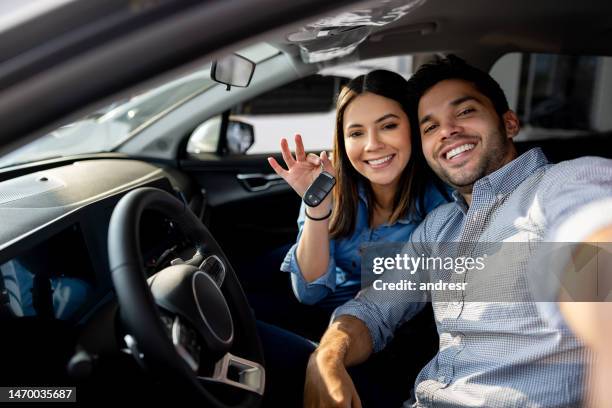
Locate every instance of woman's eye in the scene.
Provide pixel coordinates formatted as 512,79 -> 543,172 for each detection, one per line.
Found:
382,123 -> 398,130
348,131 -> 362,138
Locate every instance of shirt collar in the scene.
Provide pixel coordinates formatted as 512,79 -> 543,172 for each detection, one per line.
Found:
451,189 -> 469,212
451,147 -> 549,208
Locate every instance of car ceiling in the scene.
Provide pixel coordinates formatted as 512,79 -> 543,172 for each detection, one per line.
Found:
276,0 -> 612,69
2,0 -> 612,159
369,0 -> 612,61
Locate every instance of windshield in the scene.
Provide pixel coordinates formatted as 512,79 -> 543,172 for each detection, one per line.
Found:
0,42 -> 279,168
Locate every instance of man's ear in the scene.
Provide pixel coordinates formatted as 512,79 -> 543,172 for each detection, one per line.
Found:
502,110 -> 520,139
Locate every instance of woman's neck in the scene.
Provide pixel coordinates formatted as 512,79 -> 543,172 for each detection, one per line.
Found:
370,182 -> 397,212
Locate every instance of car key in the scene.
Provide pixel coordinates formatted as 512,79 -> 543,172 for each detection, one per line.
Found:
303,171 -> 336,207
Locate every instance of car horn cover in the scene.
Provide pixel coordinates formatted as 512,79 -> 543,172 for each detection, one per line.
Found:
149,264 -> 234,354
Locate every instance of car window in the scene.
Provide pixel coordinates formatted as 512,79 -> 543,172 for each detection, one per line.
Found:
0,42 -> 280,168
491,52 -> 612,141
185,75 -> 347,156
0,70 -> 216,169
233,74 -> 348,154
187,55 -> 414,155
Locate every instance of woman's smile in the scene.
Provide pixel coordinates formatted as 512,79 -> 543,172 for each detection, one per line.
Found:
364,153 -> 396,169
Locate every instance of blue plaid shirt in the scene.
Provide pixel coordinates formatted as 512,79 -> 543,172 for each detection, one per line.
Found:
335,148 -> 612,407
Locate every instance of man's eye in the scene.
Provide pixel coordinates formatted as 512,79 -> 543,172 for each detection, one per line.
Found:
423,124 -> 437,134
458,108 -> 475,116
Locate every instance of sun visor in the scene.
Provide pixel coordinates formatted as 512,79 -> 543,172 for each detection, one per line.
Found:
287,0 -> 426,63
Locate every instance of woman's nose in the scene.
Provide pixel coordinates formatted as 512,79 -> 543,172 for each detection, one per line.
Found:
364,130 -> 385,151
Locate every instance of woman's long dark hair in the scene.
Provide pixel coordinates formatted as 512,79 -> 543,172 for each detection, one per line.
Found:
329,69 -> 437,239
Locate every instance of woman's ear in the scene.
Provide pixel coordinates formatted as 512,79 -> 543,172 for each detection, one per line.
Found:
503,110 -> 520,139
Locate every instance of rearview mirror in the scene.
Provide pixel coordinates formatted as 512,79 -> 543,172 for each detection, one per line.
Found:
211,54 -> 255,90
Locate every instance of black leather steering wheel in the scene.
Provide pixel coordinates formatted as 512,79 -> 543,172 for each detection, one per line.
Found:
107,187 -> 264,407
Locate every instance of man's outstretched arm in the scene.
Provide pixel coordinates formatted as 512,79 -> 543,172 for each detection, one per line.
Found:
559,225 -> 612,408
304,315 -> 373,408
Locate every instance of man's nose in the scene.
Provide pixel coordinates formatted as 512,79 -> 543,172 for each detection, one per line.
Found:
365,130 -> 385,151
439,119 -> 462,140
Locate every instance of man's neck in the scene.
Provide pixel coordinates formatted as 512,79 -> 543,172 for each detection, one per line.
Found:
458,188 -> 473,207
459,147 -> 519,207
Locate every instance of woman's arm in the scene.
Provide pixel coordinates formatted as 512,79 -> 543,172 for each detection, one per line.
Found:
269,134 -> 336,284
295,194 -> 333,283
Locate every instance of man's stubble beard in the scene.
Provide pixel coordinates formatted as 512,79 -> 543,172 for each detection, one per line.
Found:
431,126 -> 511,190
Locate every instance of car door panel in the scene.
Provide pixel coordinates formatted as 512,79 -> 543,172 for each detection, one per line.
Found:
180,153 -> 301,280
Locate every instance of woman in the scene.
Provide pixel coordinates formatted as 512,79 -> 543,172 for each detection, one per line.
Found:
268,69 -> 449,310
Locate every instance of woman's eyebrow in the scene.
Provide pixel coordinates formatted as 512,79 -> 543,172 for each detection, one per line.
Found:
347,113 -> 400,129
375,113 -> 400,123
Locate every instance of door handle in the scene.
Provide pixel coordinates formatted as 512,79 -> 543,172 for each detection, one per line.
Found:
236,173 -> 285,192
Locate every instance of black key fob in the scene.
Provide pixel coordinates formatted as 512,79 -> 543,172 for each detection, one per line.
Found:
303,171 -> 336,207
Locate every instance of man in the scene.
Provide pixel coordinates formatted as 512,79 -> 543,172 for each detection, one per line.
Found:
303,56 -> 612,407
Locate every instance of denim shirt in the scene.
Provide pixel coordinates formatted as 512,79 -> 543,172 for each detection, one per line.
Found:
280,182 -> 449,306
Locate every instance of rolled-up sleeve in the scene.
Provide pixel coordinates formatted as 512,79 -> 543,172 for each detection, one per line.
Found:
280,202 -> 338,305
332,222 -> 431,352
333,292 -> 426,352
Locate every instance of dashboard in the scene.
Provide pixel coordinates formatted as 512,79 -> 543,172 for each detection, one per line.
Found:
0,159 -> 202,322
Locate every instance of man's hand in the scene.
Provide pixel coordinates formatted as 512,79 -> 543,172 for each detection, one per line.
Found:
303,315 -> 372,408
304,349 -> 362,408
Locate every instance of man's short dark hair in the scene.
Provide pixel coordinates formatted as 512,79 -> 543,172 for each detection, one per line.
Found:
409,55 -> 510,118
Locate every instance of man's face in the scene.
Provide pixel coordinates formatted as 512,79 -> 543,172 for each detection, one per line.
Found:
418,79 -> 518,191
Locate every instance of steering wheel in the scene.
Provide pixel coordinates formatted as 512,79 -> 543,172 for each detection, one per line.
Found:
107,187 -> 264,407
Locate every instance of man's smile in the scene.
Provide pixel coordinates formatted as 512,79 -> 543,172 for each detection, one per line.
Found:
438,139 -> 479,165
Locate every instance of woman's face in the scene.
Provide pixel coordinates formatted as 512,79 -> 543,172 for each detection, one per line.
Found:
342,92 -> 412,188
